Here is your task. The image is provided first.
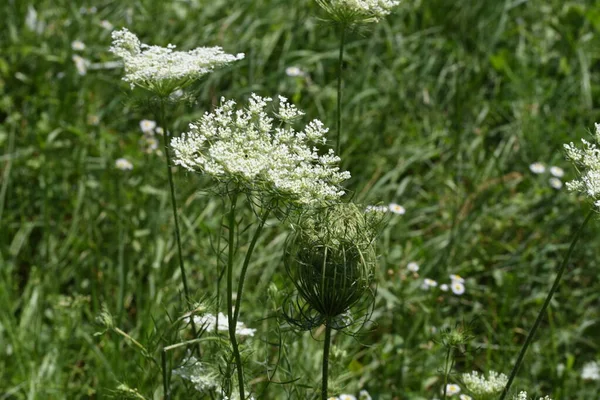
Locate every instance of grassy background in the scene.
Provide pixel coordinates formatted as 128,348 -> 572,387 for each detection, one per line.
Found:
2,0 -> 600,398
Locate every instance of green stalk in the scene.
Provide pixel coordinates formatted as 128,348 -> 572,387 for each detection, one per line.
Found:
321,320 -> 333,400
157,98 -> 200,342
233,205 -> 272,326
441,346 -> 453,400
335,23 -> 347,155
161,350 -> 170,400
499,209 -> 594,399
226,192 -> 245,400
0,122 -> 15,233
116,172 -> 126,319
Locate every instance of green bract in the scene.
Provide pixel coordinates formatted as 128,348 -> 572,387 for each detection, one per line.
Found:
284,203 -> 381,327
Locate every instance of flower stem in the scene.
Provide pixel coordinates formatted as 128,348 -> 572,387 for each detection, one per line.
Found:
161,349 -> 170,400
441,346 -> 453,400
157,98 -> 200,343
321,320 -> 333,400
335,23 -> 347,155
233,205 -> 272,326
499,209 -> 594,399
227,192 -> 245,400
116,172 -> 126,320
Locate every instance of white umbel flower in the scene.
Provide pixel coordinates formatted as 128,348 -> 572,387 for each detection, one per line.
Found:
512,391 -> 552,400
190,312 -> 256,337
564,123 -> 600,207
317,0 -> 401,23
109,28 -> 244,96
461,370 -> 507,398
172,354 -> 219,393
171,94 -> 350,205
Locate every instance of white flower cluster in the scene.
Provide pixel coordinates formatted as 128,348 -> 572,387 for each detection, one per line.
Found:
328,390 -> 372,400
365,202 -> 405,214
461,370 -> 508,398
109,28 -> 244,95
171,94 -> 350,205
172,354 -> 219,393
564,123 -> 600,207
190,312 -> 256,337
581,360 -> 600,381
512,391 -> 552,400
318,0 -> 401,22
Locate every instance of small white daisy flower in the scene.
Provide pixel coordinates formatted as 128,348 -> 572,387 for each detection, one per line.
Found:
550,166 -> 564,177
549,177 -> 563,190
450,274 -> 465,283
115,158 -> 133,171
407,262 -> 419,272
451,281 -> 465,295
388,203 -> 406,215
440,283 -> 449,292
529,162 -> 545,174
444,383 -> 461,396
71,40 -> 86,51
358,390 -> 372,400
139,119 -> 157,133
72,55 -> 88,75
339,395 -> 356,400
285,66 -> 305,77
100,20 -> 113,30
459,395 -> 472,400
422,278 -> 438,289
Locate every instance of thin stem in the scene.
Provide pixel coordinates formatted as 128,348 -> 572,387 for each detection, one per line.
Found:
116,173 -> 126,320
321,320 -> 333,400
161,350 -> 170,400
227,192 -> 245,400
441,346 -> 453,400
499,209 -> 594,399
233,205 -> 272,326
335,23 -> 347,155
157,98 -> 200,343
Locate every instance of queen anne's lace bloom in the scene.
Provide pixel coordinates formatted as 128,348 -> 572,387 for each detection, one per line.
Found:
317,0 -> 400,24
109,28 -> 244,96
564,123 -> 600,208
188,312 -> 256,337
171,94 -> 350,205
461,370 -> 507,399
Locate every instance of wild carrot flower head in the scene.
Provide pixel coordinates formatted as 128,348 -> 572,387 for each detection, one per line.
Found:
109,28 -> 244,96
284,203 -> 381,328
316,0 -> 400,24
461,370 -> 507,399
171,94 -> 350,205
564,123 -> 600,208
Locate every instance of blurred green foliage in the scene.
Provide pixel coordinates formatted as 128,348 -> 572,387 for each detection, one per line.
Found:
1,0 -> 600,398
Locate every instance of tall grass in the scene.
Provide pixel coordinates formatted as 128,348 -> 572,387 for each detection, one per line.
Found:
1,0 -> 600,399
